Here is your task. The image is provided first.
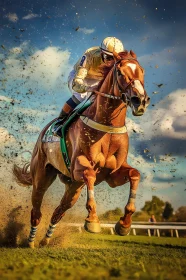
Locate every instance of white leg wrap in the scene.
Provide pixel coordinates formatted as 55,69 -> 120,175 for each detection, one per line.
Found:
46,223 -> 57,238
128,189 -> 136,204
87,189 -> 94,199
28,226 -> 37,242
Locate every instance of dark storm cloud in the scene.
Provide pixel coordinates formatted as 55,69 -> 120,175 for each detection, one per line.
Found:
152,175 -> 182,183
138,0 -> 186,23
136,137 -> 186,157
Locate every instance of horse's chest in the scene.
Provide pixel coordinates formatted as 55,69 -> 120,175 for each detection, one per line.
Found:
92,135 -> 128,169
103,135 -> 128,156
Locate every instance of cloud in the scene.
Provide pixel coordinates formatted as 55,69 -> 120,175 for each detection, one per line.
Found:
10,47 -> 23,54
78,27 -> 95,34
5,13 -> 18,22
138,44 -> 186,71
135,88 -> 186,156
3,44 -> 72,90
121,152 -> 185,210
143,89 -> 186,140
12,105 -> 56,118
0,128 -> 16,144
24,124 -> 41,133
0,95 -> 13,102
22,13 -> 40,20
0,95 -> 20,105
139,48 -> 177,68
126,118 -> 143,135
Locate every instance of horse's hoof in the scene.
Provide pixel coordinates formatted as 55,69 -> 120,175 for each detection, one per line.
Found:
28,241 -> 35,249
115,221 -> 131,236
84,221 -> 101,233
39,237 -> 50,247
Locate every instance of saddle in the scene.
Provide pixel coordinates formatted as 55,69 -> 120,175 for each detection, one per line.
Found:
42,98 -> 92,170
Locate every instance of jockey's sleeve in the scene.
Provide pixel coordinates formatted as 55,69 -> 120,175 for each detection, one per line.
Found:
72,54 -> 90,93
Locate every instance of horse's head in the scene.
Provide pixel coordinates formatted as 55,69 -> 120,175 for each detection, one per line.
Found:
113,50 -> 150,116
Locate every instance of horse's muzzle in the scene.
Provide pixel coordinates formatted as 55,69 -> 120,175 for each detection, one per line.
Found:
131,101 -> 145,116
132,106 -> 144,116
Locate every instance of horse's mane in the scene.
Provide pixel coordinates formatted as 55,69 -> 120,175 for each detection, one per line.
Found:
98,50 -> 136,89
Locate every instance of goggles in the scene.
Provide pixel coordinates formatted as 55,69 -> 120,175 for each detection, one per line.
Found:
102,53 -> 114,61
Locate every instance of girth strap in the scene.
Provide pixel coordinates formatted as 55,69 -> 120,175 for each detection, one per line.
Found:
80,116 -> 127,134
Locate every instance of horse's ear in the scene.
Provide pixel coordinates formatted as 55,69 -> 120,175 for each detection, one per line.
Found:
130,50 -> 137,59
113,50 -> 121,61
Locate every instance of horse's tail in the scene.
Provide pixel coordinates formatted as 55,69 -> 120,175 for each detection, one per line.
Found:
13,162 -> 32,186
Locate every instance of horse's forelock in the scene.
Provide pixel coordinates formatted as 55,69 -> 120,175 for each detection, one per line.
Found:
97,50 -> 139,90
118,50 -> 137,60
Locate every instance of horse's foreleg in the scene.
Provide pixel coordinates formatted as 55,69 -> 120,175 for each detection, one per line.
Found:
117,168 -> 140,235
106,164 -> 140,236
83,169 -> 101,233
40,181 -> 84,247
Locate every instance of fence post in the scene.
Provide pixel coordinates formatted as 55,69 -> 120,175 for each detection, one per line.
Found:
175,229 -> 179,238
110,227 -> 114,235
133,228 -> 136,235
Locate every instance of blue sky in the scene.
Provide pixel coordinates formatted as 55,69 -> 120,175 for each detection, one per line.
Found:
0,0 -> 186,215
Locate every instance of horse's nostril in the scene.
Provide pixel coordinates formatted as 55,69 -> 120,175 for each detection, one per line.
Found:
131,96 -> 141,107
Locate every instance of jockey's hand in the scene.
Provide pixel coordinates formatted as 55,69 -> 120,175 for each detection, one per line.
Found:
86,85 -> 99,92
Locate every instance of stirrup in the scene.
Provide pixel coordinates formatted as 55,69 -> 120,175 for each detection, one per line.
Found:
53,124 -> 63,137
52,116 -> 67,137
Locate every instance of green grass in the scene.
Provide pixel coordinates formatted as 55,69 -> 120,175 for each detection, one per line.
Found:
0,233 -> 186,280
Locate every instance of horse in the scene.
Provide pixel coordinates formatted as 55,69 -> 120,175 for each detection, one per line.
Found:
13,50 -> 150,248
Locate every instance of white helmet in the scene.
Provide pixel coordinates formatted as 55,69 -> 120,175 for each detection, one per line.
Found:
100,37 -> 124,55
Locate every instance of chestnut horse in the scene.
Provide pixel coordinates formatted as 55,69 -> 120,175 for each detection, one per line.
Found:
13,50 -> 150,248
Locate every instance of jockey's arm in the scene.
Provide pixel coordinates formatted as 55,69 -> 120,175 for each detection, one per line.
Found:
72,66 -> 88,93
72,53 -> 91,93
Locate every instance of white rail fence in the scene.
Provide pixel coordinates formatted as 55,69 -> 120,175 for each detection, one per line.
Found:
65,222 -> 186,238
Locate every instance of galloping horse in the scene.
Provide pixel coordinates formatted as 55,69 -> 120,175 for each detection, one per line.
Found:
13,50 -> 150,248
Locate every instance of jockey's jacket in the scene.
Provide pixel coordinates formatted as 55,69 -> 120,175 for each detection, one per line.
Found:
72,46 -> 104,93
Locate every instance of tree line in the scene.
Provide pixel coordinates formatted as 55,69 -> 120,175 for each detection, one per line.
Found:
100,196 -> 186,222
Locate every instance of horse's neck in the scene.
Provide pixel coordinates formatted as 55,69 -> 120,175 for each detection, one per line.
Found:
86,68 -> 127,126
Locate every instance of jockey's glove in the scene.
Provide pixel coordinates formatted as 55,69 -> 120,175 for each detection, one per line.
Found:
72,79 -> 87,93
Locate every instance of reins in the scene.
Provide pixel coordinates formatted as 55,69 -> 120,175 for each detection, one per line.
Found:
94,90 -> 122,100
80,57 -> 143,134
93,61 -> 134,103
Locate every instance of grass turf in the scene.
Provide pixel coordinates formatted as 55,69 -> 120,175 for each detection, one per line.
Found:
0,233 -> 186,280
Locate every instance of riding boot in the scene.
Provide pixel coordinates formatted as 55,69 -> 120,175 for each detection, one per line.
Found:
52,97 -> 80,137
52,109 -> 70,137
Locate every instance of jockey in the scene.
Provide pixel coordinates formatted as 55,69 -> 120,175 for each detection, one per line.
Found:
53,37 -> 124,137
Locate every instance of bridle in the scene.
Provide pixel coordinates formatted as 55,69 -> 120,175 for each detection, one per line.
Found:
80,58 -> 147,134
94,58 -> 140,104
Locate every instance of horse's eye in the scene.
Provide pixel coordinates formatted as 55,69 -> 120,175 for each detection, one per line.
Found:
117,70 -> 122,76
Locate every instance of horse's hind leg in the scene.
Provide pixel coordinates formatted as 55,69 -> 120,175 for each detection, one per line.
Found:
40,178 -> 84,247
28,163 -> 57,248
